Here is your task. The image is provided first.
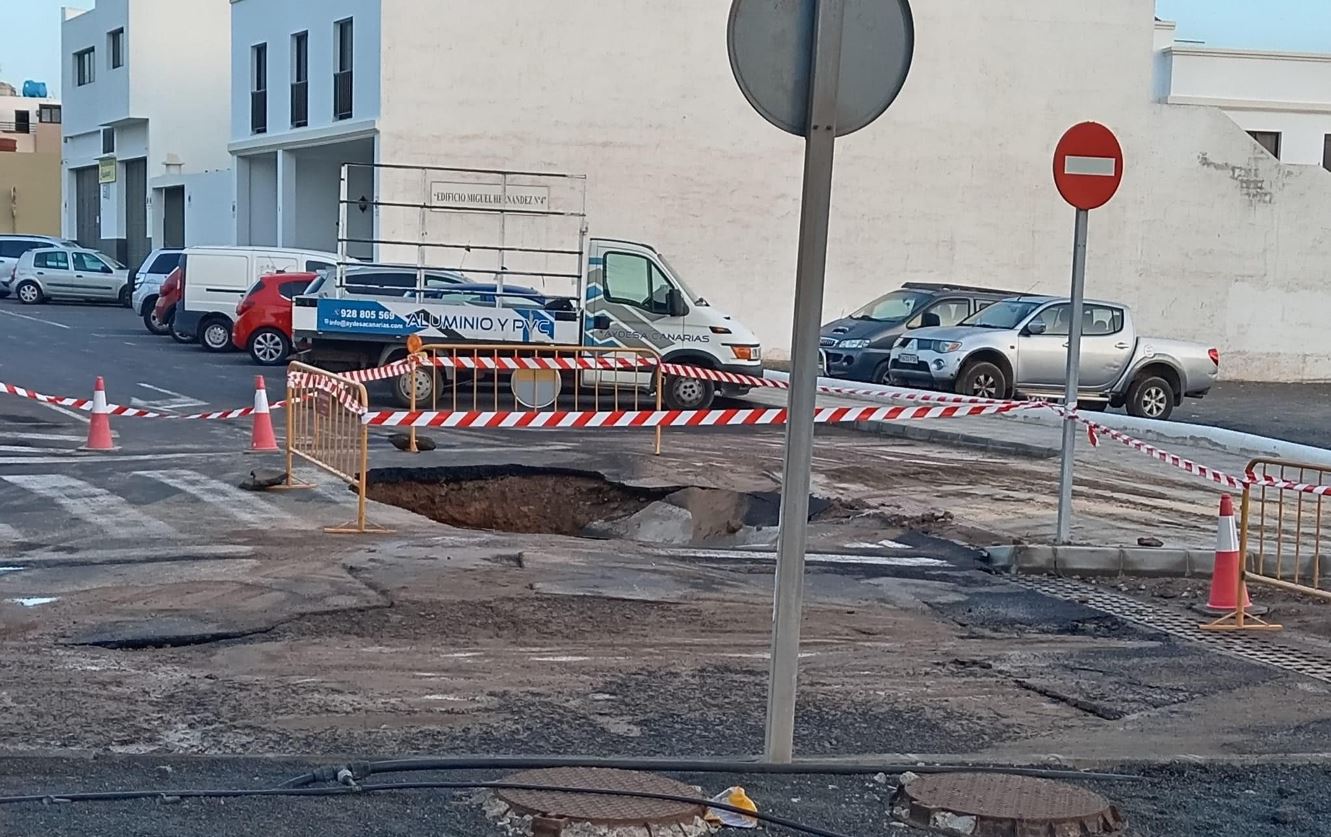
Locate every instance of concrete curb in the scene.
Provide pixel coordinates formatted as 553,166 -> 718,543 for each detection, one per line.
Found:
848,420 -> 1058,459
984,544 -> 1213,577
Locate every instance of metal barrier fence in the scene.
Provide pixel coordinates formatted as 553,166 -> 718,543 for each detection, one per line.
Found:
285,361 -> 383,534
408,343 -> 664,453
1241,458 -> 1330,598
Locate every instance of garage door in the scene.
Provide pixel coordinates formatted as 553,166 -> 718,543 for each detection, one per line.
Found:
123,158 -> 149,269
74,166 -> 100,249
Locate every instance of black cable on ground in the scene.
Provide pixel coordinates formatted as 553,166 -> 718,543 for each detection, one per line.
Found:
0,779 -> 853,837
279,754 -> 1139,788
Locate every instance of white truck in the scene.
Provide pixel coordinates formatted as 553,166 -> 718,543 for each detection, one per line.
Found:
293,164 -> 762,409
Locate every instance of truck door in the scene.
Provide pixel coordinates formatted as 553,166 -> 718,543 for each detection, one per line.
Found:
1075,304 -> 1131,389
586,240 -> 683,387
1017,303 -> 1131,391
1015,303 -> 1070,388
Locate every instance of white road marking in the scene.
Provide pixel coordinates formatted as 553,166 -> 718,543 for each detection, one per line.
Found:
132,383 -> 208,410
0,309 -> 72,329
0,452 -> 227,465
131,469 -> 296,526
38,402 -> 90,424
8,597 -> 59,607
0,474 -> 176,537
1,432 -> 93,444
0,565 -> 24,573
845,539 -> 910,550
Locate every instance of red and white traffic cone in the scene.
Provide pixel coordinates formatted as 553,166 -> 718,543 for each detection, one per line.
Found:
79,376 -> 118,451
247,375 -> 280,453
1202,494 -> 1260,615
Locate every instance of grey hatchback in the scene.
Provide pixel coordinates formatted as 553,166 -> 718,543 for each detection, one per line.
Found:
11,246 -> 130,305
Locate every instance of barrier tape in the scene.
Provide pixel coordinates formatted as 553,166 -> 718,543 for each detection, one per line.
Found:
286,372 -> 368,415
359,400 -> 1028,429
0,380 -> 283,420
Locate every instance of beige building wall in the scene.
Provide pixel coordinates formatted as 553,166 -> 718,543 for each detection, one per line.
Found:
0,153 -> 63,236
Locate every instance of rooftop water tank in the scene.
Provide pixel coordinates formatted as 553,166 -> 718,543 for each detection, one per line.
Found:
22,81 -> 49,98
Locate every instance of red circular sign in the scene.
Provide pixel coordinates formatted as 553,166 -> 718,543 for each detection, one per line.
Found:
1053,122 -> 1123,211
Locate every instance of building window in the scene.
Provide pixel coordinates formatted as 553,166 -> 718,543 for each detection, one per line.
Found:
12,111 -> 30,134
101,127 -> 115,155
75,48 -> 96,86
108,28 -> 125,69
251,43 -> 268,134
38,104 -> 61,124
1248,130 -> 1281,160
291,31 -> 309,128
334,18 -> 353,120
1324,135 -> 1331,173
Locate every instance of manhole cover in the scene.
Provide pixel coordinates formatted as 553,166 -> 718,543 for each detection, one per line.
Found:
892,772 -> 1124,835
496,767 -> 706,827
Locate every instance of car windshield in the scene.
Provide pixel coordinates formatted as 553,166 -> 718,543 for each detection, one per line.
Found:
850,290 -> 930,322
961,299 -> 1044,329
658,251 -> 708,306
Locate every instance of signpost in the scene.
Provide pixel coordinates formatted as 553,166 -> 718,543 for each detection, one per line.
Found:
727,0 -> 914,763
1052,122 -> 1124,544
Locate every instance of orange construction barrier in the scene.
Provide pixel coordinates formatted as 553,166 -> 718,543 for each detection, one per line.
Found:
248,375 -> 280,452
79,376 -> 117,451
1203,494 -> 1251,613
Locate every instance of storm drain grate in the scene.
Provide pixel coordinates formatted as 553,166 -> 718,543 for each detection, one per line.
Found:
1015,576 -> 1331,683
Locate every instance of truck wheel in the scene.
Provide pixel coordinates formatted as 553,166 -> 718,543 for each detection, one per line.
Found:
1127,375 -> 1174,420
662,374 -> 715,411
394,367 -> 437,408
957,361 -> 1007,400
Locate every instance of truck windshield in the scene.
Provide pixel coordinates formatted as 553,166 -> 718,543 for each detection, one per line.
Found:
850,290 -> 929,322
962,300 -> 1043,329
658,252 -> 708,306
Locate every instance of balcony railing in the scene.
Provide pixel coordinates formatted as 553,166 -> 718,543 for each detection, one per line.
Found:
0,121 -> 31,134
291,81 -> 309,128
334,70 -> 353,121
251,90 -> 268,135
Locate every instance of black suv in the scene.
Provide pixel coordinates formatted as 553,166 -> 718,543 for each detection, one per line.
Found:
819,282 -> 1021,384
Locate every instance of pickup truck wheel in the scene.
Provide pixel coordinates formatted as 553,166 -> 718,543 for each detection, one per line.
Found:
663,375 -> 715,411
957,361 -> 1007,400
1127,375 -> 1174,420
394,368 -> 436,408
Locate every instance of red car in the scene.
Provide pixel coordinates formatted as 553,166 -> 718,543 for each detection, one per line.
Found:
152,267 -> 184,338
232,271 -> 316,365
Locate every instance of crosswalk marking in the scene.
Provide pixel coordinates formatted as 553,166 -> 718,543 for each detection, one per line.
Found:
131,469 -> 297,526
0,474 -> 177,538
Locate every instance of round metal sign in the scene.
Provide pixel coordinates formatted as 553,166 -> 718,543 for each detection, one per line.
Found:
1053,122 -> 1124,211
728,0 -> 914,137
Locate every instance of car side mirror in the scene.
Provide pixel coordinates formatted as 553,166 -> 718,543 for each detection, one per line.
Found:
921,312 -> 941,328
666,287 -> 689,318
1024,320 -> 1047,336
591,313 -> 611,331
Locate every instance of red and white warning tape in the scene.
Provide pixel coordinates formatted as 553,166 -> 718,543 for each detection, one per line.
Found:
0,380 -> 283,420
360,400 -> 1027,429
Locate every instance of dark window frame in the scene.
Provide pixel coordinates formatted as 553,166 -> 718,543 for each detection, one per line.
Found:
1247,130 -> 1281,160
101,128 -> 115,155
333,18 -> 354,120
12,110 -> 30,134
291,31 -> 309,128
36,251 -> 70,270
1323,135 -> 1331,173
108,28 -> 125,69
38,104 -> 61,124
251,43 -> 269,134
75,48 -> 96,86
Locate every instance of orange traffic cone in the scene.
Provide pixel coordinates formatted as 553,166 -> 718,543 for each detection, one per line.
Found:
79,376 -> 117,451
1202,494 -> 1260,615
248,375 -> 280,453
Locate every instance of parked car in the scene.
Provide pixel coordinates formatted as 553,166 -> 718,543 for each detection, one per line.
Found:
173,246 -> 340,352
819,282 -> 1020,383
152,267 -> 191,341
887,295 -> 1220,420
10,246 -> 129,305
129,248 -> 184,332
0,234 -> 80,299
232,272 -> 319,365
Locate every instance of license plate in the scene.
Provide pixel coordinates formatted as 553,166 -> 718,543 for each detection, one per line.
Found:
897,352 -> 918,365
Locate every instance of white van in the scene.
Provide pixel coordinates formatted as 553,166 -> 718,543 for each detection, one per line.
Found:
174,246 -> 340,351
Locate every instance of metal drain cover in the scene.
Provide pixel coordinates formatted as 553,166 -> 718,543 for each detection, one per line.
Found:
497,767 -> 705,827
892,772 -> 1124,835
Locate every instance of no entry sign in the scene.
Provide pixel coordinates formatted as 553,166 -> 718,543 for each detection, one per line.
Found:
1053,122 -> 1123,211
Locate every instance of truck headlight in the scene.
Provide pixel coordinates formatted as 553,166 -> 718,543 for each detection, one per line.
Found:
837,339 -> 870,349
936,341 -> 962,353
729,344 -> 761,361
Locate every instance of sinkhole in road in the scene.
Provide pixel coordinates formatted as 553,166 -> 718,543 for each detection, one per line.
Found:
366,464 -> 859,544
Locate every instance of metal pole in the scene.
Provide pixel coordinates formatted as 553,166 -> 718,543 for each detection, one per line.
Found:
1054,208 -> 1089,544
337,165 -> 350,290
765,0 -> 844,764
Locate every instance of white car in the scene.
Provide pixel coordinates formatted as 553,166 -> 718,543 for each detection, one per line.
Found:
129,248 -> 184,333
0,234 -> 79,299
11,246 -> 129,305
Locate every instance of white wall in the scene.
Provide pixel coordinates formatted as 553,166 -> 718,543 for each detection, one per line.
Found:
229,0 -> 381,143
1163,45 -> 1331,167
243,153 -> 278,246
372,0 -> 1331,381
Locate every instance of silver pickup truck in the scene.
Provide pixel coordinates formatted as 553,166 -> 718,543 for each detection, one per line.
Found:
887,295 -> 1219,420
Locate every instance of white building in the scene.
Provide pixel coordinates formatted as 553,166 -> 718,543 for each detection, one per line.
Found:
0,85 -> 61,155
1155,19 -> 1331,169
61,0 -> 233,268
226,0 -> 1331,381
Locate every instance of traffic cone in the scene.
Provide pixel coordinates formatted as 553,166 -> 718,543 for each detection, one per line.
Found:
79,377 -> 118,451
247,375 -> 280,453
1201,494 -> 1259,615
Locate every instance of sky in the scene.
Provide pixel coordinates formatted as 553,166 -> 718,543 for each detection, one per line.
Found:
0,0 -> 1329,98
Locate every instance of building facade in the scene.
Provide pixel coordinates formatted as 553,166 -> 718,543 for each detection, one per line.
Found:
0,84 -> 62,235
227,0 -> 1331,381
61,0 -> 233,269
1155,19 -> 1331,169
